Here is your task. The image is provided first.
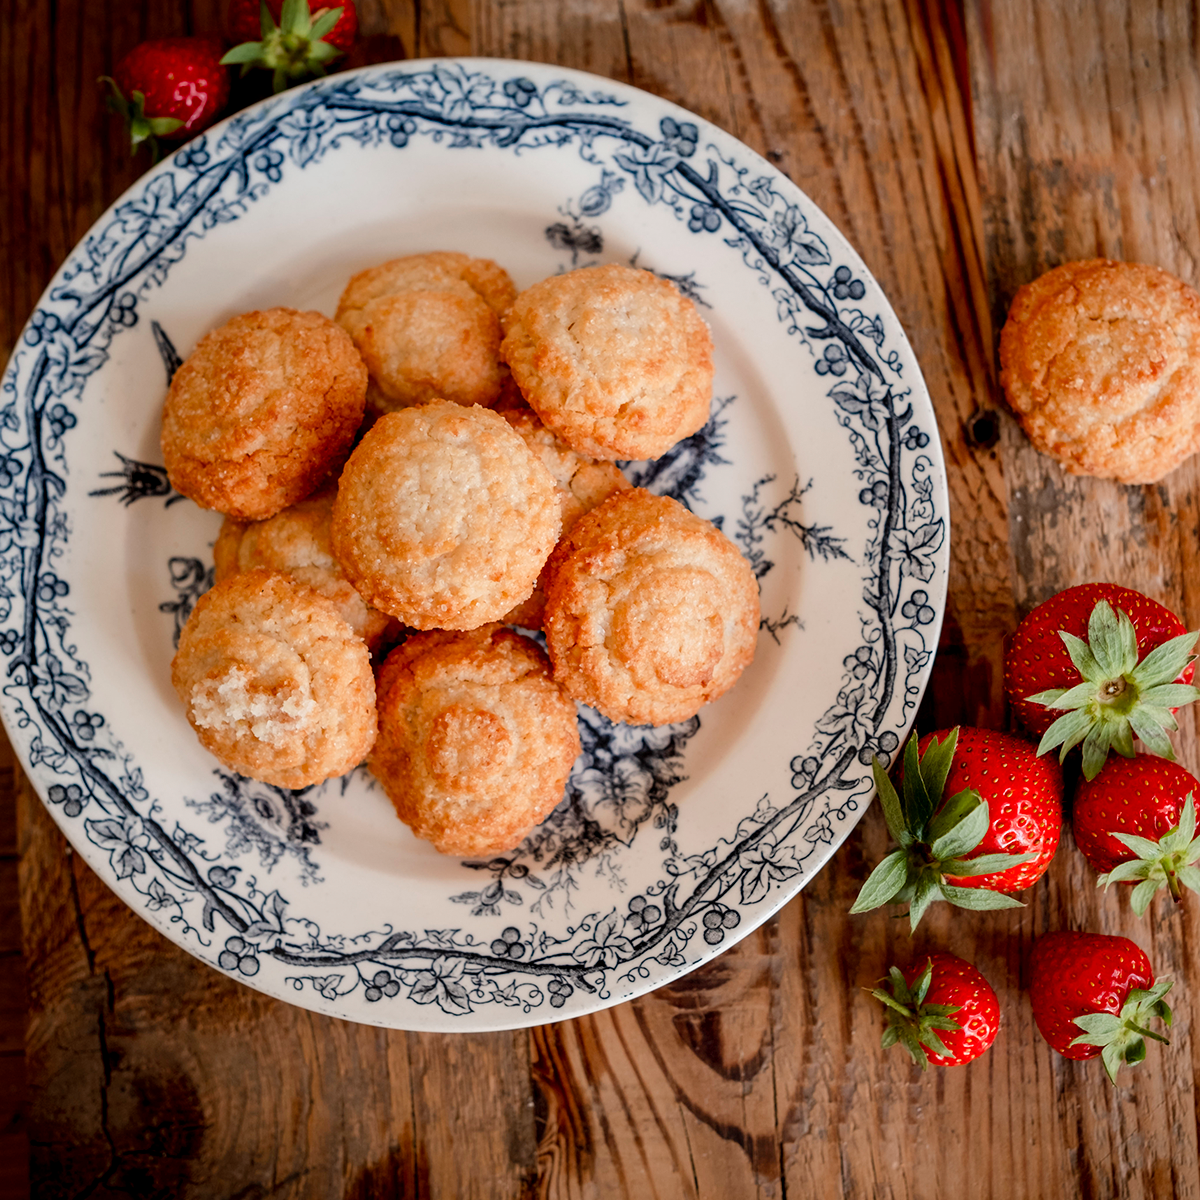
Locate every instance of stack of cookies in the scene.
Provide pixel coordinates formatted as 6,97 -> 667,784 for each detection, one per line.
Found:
165,253 -> 760,856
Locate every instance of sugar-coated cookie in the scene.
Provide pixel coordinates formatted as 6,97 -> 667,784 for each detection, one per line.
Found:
336,251 -> 516,412
171,569 -> 377,788
370,625 -> 581,856
162,307 -> 367,520
330,401 -> 561,630
543,488 -> 759,726
495,386 -> 630,628
501,263 -> 713,461
214,486 -> 396,654
999,258 -> 1200,483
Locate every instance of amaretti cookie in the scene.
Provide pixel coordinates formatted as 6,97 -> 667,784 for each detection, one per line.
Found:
335,251 -> 516,412
171,569 -> 377,789
999,258 -> 1200,483
496,387 -> 631,628
370,625 -> 581,856
162,307 -> 367,520
214,487 -> 396,653
543,488 -> 760,726
330,401 -> 561,630
500,263 -> 713,461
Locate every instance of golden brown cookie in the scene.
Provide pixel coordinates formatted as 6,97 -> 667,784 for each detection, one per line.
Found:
543,488 -> 759,726
162,307 -> 367,520
171,569 -> 377,788
330,401 -> 561,630
495,388 -> 631,628
500,263 -> 713,461
370,625 -> 581,856
336,251 -> 516,412
999,258 -> 1200,483
213,486 -> 397,654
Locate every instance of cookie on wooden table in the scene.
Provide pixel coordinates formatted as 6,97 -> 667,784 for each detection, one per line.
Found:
171,569 -> 377,789
543,488 -> 760,726
214,486 -> 397,654
330,401 -> 561,630
162,307 -> 367,520
370,625 -> 581,857
999,258 -> 1200,484
501,263 -> 713,461
495,385 -> 631,629
336,251 -> 516,412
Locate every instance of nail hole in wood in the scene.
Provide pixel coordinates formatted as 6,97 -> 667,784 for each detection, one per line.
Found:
965,408 -> 999,449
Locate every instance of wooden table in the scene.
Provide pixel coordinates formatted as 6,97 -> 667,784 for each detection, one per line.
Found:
4,1 -> 1200,1195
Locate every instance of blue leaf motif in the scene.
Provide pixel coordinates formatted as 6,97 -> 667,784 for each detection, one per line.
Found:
314,974 -> 343,1000
766,204 -> 830,266
86,815 -> 150,879
572,912 -> 635,968
45,331 -> 107,399
114,174 -> 181,241
145,877 -> 175,911
280,109 -> 335,167
894,521 -> 945,584
738,837 -> 801,905
409,957 -> 472,1015
32,655 -> 89,708
613,143 -> 681,204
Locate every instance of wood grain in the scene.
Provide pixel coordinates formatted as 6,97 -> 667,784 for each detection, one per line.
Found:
5,0 -> 1200,1196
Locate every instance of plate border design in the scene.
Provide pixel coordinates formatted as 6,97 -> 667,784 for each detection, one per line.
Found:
0,59 -> 947,1028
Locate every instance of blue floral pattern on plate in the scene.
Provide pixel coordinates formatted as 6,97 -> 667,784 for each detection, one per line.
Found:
0,59 -> 947,1030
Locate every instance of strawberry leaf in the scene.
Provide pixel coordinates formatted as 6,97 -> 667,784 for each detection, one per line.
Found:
1038,708 -> 1093,761
925,787 -> 980,844
848,848 -> 910,913
309,6 -> 344,40
871,756 -> 909,846
907,872 -> 942,931
221,43 -> 266,64
1131,877 -> 1161,916
1130,630 -> 1200,687
1111,832 -> 1166,860
900,733 -> 934,835
917,729 -> 958,814
1060,630 -> 1102,679
1088,601 -> 1136,677
941,851 -> 1036,877
928,799 -> 989,861
938,884 -> 1026,911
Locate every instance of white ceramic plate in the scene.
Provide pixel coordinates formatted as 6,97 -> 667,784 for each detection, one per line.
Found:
2,58 -> 948,1030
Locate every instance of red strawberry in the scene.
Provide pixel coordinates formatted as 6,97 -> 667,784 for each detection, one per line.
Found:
104,38 -> 231,159
1073,754 -> 1200,913
870,951 -> 999,1068
1030,931 -> 1173,1084
1003,583 -> 1199,780
850,726 -> 1062,929
222,0 -> 357,93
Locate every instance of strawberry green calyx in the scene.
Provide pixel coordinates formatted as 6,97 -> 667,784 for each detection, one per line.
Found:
100,77 -> 184,160
1097,792 -> 1200,915
1069,978 -> 1173,1086
869,961 -> 962,1070
1031,600 -> 1200,781
849,729 -> 1035,931
221,0 -> 346,93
